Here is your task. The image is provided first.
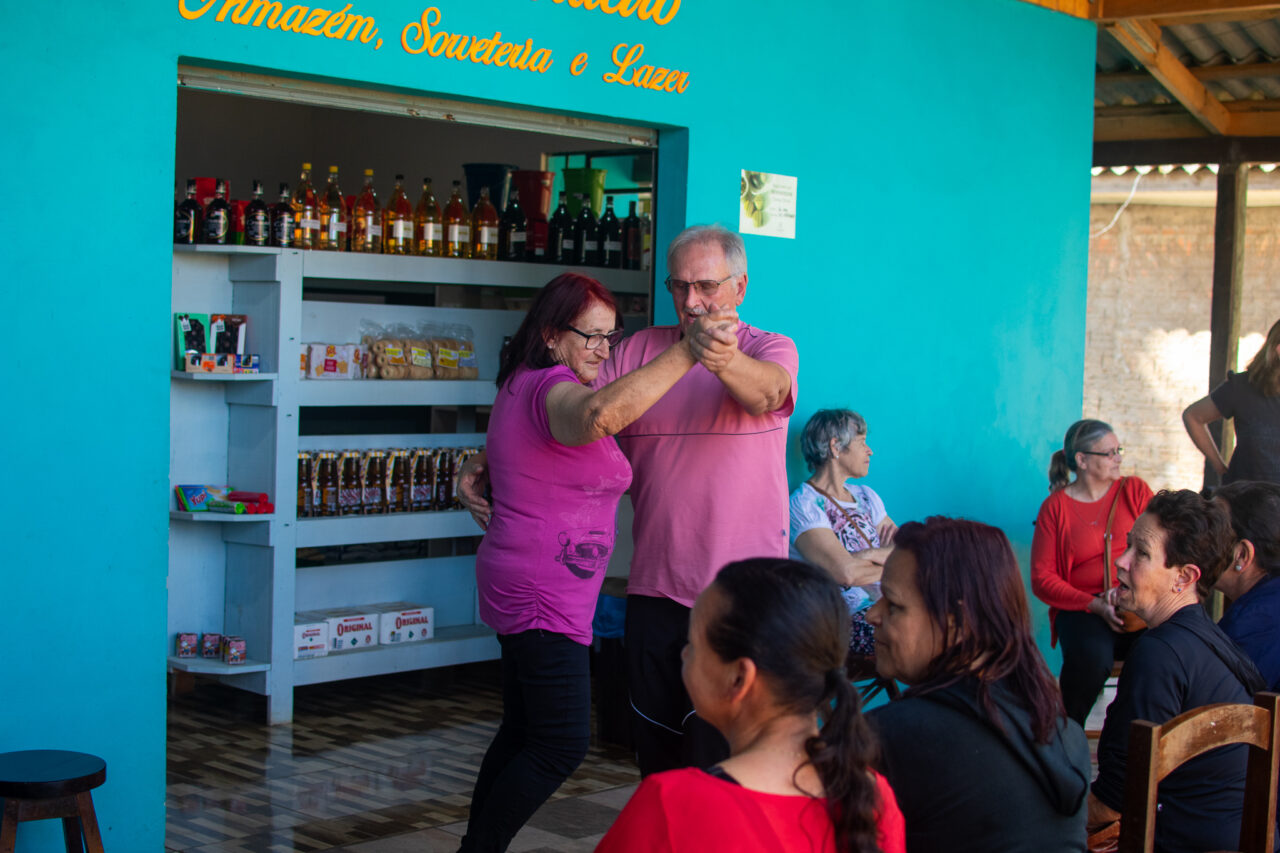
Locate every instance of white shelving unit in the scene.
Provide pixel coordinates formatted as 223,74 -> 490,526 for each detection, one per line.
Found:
169,244 -> 650,723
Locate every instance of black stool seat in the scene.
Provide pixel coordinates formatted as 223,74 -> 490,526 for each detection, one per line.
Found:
0,750 -> 106,853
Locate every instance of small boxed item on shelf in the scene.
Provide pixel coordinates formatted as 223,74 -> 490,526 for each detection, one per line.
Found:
210,313 -> 248,355
175,312 -> 209,369
175,485 -> 273,514
293,612 -> 329,659
175,484 -> 232,512
221,635 -> 247,664
200,633 -> 222,659
323,608 -> 380,651
376,602 -> 435,644
175,632 -> 198,658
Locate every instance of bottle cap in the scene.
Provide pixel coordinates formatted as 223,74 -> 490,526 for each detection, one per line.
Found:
329,165 -> 339,173
364,168 -> 374,176
279,182 -> 290,193
302,162 -> 312,170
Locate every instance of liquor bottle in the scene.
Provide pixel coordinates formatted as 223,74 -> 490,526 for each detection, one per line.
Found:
498,188 -> 528,262
547,191 -> 574,264
202,180 -> 231,245
244,180 -> 270,247
351,168 -> 381,253
470,186 -> 499,260
414,177 -> 443,257
621,200 -> 642,270
292,162 -> 320,249
598,195 -> 622,268
270,183 -> 294,248
383,174 -> 413,255
317,165 -> 347,251
443,180 -> 470,259
640,202 -> 653,271
174,179 -> 201,244
573,194 -> 600,266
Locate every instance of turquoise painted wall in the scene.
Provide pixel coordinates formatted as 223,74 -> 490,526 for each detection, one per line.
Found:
0,0 -> 1094,847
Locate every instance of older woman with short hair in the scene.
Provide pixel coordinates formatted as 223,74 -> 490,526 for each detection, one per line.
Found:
1210,480 -> 1280,690
1088,489 -> 1266,853
789,409 -> 896,656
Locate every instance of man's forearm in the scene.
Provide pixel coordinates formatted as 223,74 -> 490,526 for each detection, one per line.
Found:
713,352 -> 791,415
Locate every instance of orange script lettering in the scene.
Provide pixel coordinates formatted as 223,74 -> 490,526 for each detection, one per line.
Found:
602,43 -> 688,93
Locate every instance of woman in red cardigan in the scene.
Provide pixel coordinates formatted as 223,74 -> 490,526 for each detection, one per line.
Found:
1031,419 -> 1152,726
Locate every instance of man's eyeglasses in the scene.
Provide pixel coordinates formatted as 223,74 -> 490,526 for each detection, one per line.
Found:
1080,447 -> 1125,459
565,327 -> 625,350
664,273 -> 737,297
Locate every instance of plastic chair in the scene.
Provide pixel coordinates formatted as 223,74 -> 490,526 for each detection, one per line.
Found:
1119,691 -> 1280,853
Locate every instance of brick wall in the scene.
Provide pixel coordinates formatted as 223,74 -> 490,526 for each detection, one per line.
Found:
1085,202 -> 1280,491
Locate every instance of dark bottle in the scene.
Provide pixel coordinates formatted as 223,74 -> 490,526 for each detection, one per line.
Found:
270,183 -> 294,248
573,194 -> 600,266
498,188 -> 528,262
547,191 -> 574,264
245,180 -> 270,247
202,180 -> 231,245
174,179 -> 201,244
621,200 -> 642,270
598,195 -> 622,268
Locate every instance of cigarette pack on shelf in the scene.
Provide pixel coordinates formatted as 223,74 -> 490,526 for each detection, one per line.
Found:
323,608 -> 380,651
306,343 -> 362,379
210,314 -> 248,355
200,632 -> 222,659
376,602 -> 435,644
174,312 -> 210,370
175,632 -> 198,658
221,635 -> 247,665
233,354 -> 260,374
293,612 -> 329,659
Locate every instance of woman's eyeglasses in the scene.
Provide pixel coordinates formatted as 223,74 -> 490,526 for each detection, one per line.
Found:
565,327 -> 625,350
1080,447 -> 1125,459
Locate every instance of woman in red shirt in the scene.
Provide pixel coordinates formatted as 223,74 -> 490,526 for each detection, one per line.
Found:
595,558 -> 904,853
1030,419 -> 1152,725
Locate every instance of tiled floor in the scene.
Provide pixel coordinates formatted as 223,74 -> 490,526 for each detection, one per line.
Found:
166,662 -> 640,852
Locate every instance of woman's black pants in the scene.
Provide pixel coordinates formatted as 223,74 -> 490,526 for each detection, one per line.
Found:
1056,610 -> 1140,726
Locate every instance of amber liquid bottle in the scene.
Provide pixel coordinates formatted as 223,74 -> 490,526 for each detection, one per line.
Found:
498,188 -> 528,262
292,163 -> 320,249
573,194 -> 600,267
622,200 -> 642,270
547,191 -> 574,265
202,180 -> 231,245
444,180 -> 470,259
352,168 -> 381,253
318,165 -> 347,251
174,179 -> 201,244
599,195 -> 622,268
383,174 -> 414,255
471,186 -> 499,260
245,180 -> 270,247
271,183 -> 294,248
414,178 -> 443,257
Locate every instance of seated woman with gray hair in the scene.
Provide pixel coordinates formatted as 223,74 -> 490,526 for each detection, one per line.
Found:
789,409 -> 896,655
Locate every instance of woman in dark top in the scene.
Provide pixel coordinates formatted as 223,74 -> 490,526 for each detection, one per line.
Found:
1088,489 -> 1265,853
866,517 -> 1090,853
1183,317 -> 1280,484
1210,480 -> 1280,690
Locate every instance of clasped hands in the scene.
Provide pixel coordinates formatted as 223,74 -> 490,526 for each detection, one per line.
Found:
1089,587 -> 1127,632
686,303 -> 740,373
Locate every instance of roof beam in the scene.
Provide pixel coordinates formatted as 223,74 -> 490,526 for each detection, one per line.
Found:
1098,60 -> 1280,87
1093,136 -> 1280,167
1094,1 -> 1280,23
1105,18 -> 1234,134
1095,99 -> 1280,140
1012,0 -> 1092,17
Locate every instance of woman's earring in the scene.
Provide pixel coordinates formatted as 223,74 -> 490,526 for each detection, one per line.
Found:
1235,563 -> 1244,572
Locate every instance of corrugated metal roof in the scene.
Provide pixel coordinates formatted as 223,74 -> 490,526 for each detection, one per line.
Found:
1096,18 -> 1280,107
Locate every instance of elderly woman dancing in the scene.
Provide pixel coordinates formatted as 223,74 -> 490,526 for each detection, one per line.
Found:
789,409 -> 896,657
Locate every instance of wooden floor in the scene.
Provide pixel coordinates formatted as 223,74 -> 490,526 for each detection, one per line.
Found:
165,662 -> 640,852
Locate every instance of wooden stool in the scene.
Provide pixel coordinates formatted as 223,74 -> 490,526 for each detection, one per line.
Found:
0,750 -> 106,853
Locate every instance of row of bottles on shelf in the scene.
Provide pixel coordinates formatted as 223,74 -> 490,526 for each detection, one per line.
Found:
174,165 -> 653,270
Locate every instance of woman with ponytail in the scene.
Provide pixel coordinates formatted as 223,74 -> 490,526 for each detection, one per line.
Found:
1030,419 -> 1152,725
596,558 -> 904,853
866,518 -> 1090,853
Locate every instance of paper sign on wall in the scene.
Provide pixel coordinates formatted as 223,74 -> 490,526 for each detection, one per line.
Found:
739,170 -> 797,239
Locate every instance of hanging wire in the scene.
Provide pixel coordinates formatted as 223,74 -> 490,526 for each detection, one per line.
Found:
1091,170 -> 1144,238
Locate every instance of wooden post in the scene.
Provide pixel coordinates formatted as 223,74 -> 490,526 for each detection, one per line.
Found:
1205,160 -> 1247,490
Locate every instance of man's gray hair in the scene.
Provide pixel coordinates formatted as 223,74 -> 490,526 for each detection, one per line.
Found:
800,409 -> 867,472
666,224 -> 747,276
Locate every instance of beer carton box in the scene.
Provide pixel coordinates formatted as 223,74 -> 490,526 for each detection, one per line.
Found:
293,612 -> 329,659
376,602 -> 434,644
323,608 -> 379,652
